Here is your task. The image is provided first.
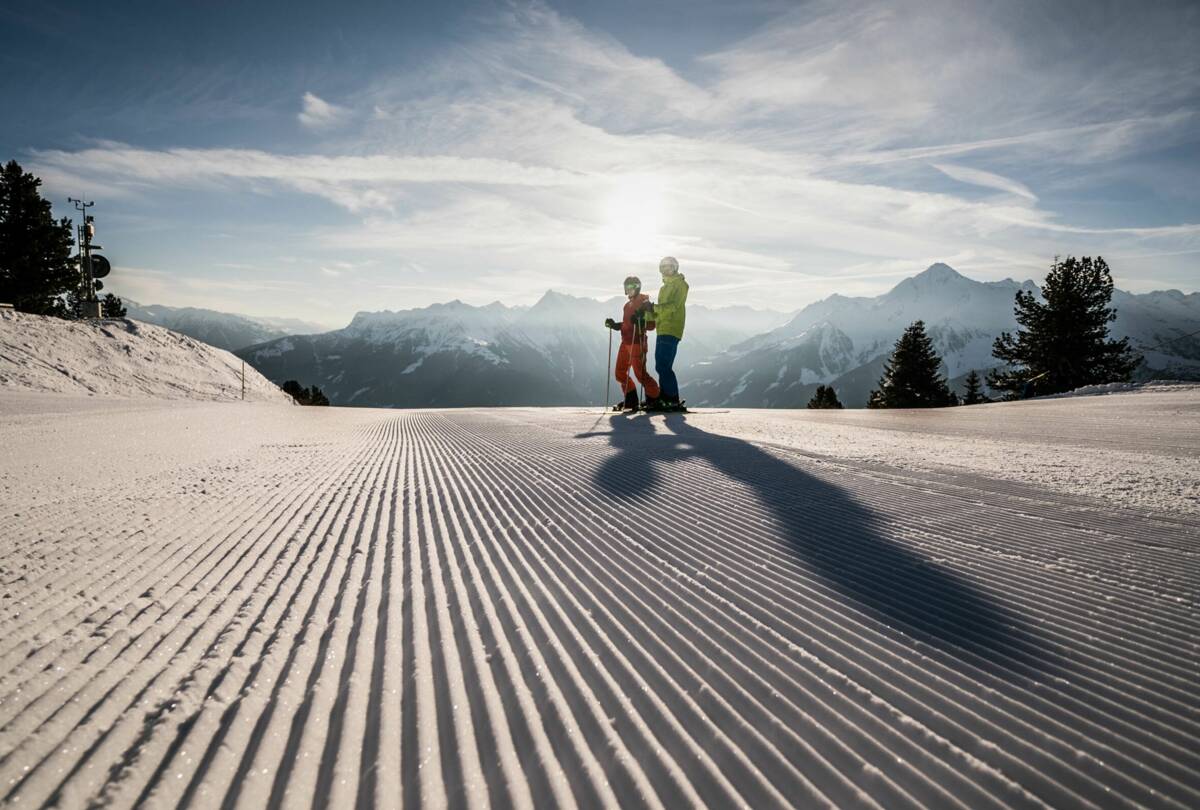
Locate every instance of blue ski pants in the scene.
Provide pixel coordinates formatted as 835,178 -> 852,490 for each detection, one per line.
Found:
655,334 -> 680,400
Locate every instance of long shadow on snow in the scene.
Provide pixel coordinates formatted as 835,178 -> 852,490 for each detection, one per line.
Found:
577,413 -> 1050,678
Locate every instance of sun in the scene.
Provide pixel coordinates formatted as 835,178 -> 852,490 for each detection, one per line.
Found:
597,174 -> 669,261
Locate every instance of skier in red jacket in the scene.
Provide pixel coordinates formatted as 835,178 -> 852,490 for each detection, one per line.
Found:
604,276 -> 661,411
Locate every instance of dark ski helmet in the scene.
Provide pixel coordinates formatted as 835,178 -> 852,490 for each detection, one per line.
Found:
623,275 -> 642,294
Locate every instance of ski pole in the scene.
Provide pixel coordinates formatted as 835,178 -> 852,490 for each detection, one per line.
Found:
605,325 -> 613,412
638,321 -> 646,407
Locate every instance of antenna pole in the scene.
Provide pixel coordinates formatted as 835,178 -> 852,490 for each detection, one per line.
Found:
68,197 -> 99,317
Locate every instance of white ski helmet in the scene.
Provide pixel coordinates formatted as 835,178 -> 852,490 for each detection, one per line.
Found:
659,256 -> 679,275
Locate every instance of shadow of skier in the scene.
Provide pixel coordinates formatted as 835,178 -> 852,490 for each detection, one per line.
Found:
577,412 -> 1048,677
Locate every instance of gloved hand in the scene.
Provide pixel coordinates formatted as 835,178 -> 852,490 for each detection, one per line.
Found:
604,317 -> 618,329
640,300 -> 655,313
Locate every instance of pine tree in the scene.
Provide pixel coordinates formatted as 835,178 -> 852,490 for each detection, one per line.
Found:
0,160 -> 76,315
282,380 -> 306,403
962,369 -> 988,405
102,293 -> 127,318
868,320 -> 952,408
306,385 -> 330,406
282,379 -> 330,406
988,256 -> 1141,397
66,287 -> 84,319
806,384 -> 843,409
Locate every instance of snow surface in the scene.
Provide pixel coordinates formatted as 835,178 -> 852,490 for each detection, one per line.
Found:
0,311 -> 291,403
1,389 -> 1198,808
625,391 -> 1199,517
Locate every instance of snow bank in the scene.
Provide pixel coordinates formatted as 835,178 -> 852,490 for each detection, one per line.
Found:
1038,379 -> 1200,399
0,309 -> 291,403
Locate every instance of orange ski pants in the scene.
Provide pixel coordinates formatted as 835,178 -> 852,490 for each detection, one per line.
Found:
615,341 -> 660,398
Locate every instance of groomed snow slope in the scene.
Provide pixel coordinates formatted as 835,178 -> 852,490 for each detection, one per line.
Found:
1,390 -> 1198,808
0,310 -> 291,403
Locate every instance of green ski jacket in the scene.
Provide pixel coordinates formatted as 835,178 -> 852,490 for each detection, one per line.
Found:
651,273 -> 688,339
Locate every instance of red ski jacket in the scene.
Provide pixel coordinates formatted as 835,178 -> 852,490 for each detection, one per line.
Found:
620,293 -> 656,345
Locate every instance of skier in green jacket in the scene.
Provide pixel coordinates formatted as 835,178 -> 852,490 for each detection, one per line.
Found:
645,256 -> 688,411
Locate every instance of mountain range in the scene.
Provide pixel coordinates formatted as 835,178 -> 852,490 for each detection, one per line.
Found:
218,263 -> 1199,408
236,293 -> 786,407
123,300 -> 327,352
687,264 -> 1200,407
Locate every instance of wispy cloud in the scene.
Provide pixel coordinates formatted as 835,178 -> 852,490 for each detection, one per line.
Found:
932,163 -> 1037,201
701,0 -> 1200,159
31,144 -> 588,213
319,259 -> 376,278
298,91 -> 348,130
833,112 -> 1197,168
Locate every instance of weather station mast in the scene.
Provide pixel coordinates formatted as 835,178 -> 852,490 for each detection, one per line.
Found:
68,197 -> 111,318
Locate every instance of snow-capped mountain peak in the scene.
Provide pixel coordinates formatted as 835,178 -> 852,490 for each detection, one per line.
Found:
885,262 -> 1006,303
910,262 -> 967,284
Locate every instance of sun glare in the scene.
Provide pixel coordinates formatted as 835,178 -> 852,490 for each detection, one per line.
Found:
597,174 -> 669,260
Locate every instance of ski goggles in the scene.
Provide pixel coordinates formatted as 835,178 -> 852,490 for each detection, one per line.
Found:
624,282 -> 640,292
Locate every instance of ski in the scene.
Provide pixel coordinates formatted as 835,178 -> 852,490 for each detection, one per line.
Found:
639,400 -> 688,414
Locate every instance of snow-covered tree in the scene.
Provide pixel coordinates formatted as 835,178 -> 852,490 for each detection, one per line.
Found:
0,160 -> 76,315
868,320 -> 952,408
989,256 -> 1141,397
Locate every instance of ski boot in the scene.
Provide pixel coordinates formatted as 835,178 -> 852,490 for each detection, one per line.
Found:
612,389 -> 639,412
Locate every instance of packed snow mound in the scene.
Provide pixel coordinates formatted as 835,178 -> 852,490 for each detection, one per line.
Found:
0,309 -> 291,403
1039,379 -> 1200,399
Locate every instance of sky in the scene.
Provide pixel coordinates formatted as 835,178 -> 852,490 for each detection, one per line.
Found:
3,0 -> 1198,329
